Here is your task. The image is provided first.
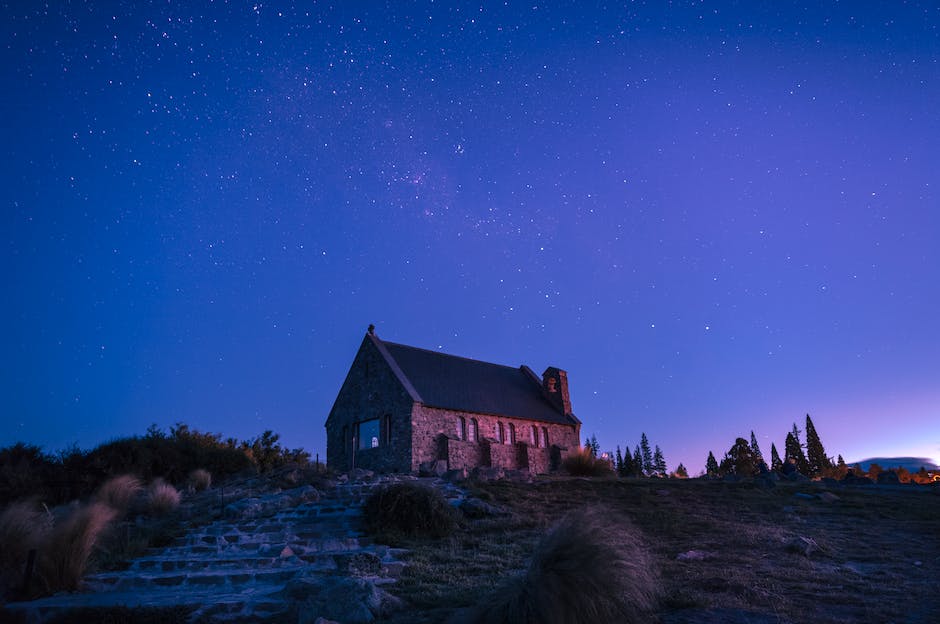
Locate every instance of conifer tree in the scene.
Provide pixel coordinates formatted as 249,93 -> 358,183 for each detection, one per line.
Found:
784,429 -> 808,473
705,451 -> 719,478
633,446 -> 643,477
770,443 -> 783,471
719,437 -> 760,477
674,463 -> 688,478
585,434 -> 601,457
615,446 -> 624,475
804,414 -> 830,476
640,433 -> 653,476
653,445 -> 667,477
620,448 -> 635,477
749,431 -> 764,464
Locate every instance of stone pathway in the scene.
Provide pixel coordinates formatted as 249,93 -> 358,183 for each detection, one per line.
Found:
4,473 -> 458,623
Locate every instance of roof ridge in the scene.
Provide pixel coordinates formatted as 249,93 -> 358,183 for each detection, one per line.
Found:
382,340 -> 524,372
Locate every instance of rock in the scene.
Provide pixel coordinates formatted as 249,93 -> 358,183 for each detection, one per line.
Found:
784,536 -> 819,557
314,619 -> 341,624
753,472 -> 778,488
676,550 -> 714,562
817,491 -> 840,503
783,471 -> 809,482
348,468 -> 375,481
470,466 -> 505,482
722,474 -> 741,483
840,472 -> 873,485
793,492 -> 815,500
418,460 -> 448,477
442,468 -> 469,482
877,470 -> 900,485
820,477 -> 839,486
459,498 -> 504,519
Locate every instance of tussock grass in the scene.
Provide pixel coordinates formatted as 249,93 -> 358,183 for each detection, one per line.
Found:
363,482 -> 458,540
93,475 -> 142,514
187,468 -> 212,492
561,447 -> 614,477
40,502 -> 117,592
147,479 -> 181,515
0,501 -> 52,598
461,508 -> 658,624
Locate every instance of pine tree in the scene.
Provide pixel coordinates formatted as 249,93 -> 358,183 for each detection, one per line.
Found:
784,429 -> 808,474
640,433 -> 653,476
584,434 -> 601,457
770,443 -> 783,471
719,437 -> 760,477
653,445 -> 667,477
674,463 -> 689,479
620,447 -> 636,477
615,446 -> 624,475
633,446 -> 643,477
837,454 -> 846,468
705,451 -> 719,478
749,431 -> 764,465
804,414 -> 830,476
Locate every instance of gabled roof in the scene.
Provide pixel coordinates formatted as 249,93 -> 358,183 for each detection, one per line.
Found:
369,332 -> 577,426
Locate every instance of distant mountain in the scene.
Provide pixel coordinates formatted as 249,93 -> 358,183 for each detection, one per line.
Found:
851,457 -> 939,472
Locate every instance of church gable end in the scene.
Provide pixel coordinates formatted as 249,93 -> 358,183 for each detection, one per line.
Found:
326,327 -> 582,474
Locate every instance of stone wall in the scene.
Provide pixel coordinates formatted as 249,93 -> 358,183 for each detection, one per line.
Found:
411,404 -> 580,472
325,336 -> 414,472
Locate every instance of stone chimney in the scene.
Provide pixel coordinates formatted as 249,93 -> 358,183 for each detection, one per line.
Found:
542,367 -> 572,415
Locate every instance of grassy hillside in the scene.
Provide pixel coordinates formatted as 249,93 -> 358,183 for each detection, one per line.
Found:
382,477 -> 940,623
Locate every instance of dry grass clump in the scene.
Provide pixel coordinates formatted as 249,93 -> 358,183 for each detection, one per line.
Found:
40,502 -> 117,592
363,482 -> 458,539
94,474 -> 142,513
0,501 -> 52,598
147,479 -> 181,515
187,468 -> 212,492
461,508 -> 658,624
561,447 -> 614,477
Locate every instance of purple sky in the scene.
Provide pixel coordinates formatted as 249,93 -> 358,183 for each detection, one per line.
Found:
3,2 -> 939,473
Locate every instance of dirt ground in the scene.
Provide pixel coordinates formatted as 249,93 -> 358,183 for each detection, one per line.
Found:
385,477 -> 940,624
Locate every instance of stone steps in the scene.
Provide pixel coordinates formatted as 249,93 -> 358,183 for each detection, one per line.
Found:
4,476 -> 418,623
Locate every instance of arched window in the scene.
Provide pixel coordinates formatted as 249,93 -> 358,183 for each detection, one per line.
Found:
541,427 -> 549,448
469,419 -> 478,442
497,422 -> 505,444
530,425 -> 538,446
507,423 -> 516,445
457,417 -> 466,440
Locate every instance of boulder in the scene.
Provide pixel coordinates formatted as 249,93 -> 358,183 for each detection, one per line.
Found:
784,536 -> 819,557
442,468 -> 469,482
676,550 -> 714,562
817,491 -> 840,503
470,466 -> 505,482
289,577 -> 403,624
459,498 -> 505,519
348,468 -> 375,481
418,460 -> 448,477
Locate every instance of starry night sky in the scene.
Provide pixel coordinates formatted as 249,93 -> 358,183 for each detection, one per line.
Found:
3,2 -> 939,472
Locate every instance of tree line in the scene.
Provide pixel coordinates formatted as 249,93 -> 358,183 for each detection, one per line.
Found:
585,433 -> 688,479
704,413 -> 845,479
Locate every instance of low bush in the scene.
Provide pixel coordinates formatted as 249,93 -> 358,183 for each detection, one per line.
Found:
362,482 -> 457,540
463,508 -> 658,623
0,501 -> 52,599
562,447 -> 614,477
40,502 -> 117,593
187,468 -> 212,492
94,475 -> 142,514
147,480 -> 181,516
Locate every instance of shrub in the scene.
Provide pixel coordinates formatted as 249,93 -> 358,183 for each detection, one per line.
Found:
462,508 -> 658,624
0,501 -> 52,598
562,447 -> 614,477
147,480 -> 181,516
362,482 -> 457,539
187,469 -> 212,492
94,475 -> 142,514
40,502 -> 117,592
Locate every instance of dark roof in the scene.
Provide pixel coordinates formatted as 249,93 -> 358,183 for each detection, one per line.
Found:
376,337 -> 576,426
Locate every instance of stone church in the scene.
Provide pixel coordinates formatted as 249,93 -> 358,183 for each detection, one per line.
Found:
325,326 -> 582,474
